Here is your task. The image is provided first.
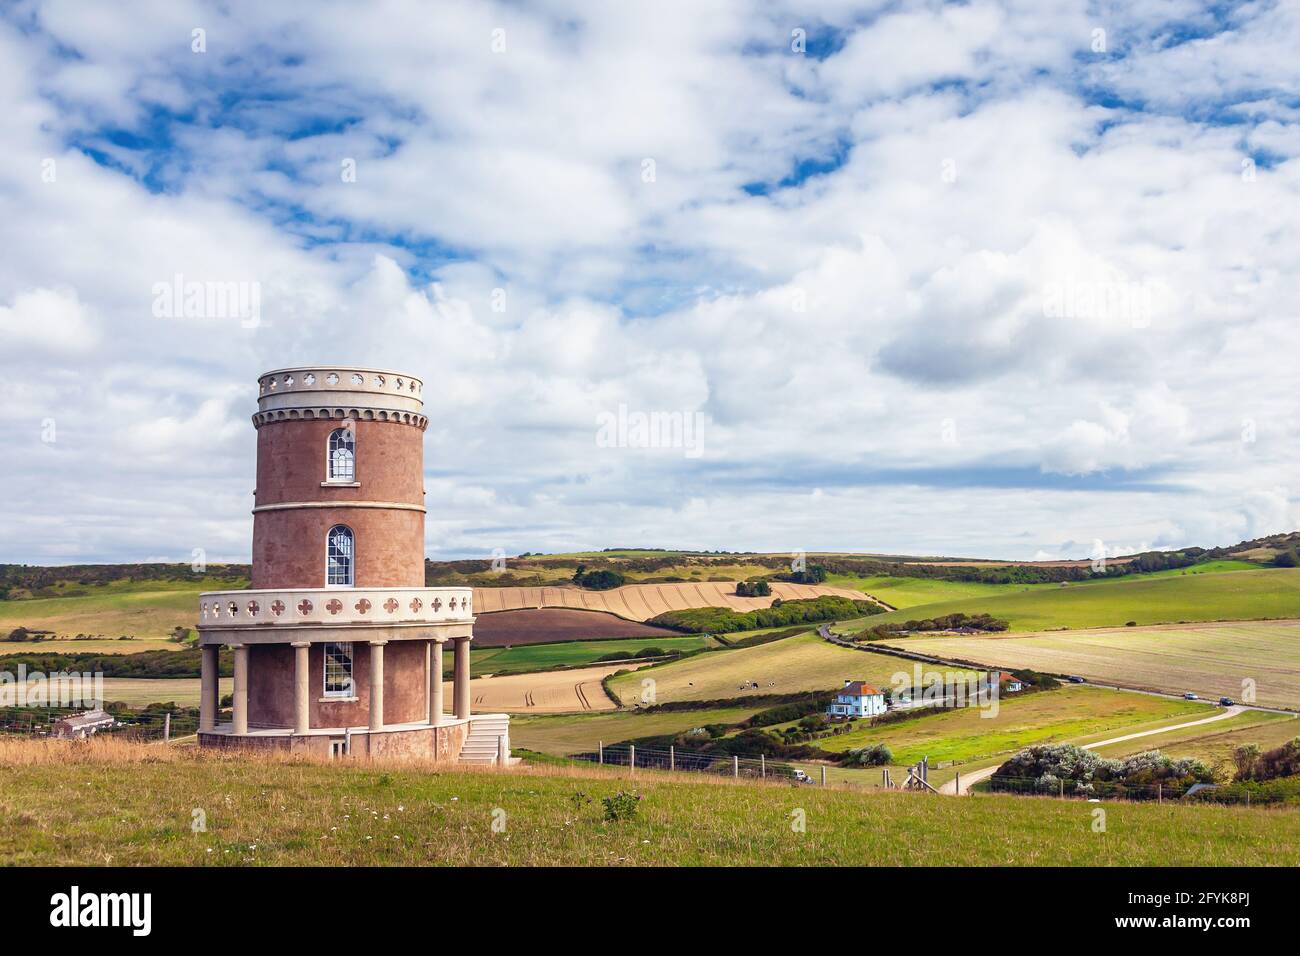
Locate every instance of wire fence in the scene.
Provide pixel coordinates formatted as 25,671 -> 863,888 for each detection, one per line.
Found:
0,705 -> 196,742
986,774 -> 1260,806
572,743 -> 826,784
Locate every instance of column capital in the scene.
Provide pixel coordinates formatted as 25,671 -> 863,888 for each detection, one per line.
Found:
369,639 -> 389,647
227,642 -> 246,649
291,641 -> 311,648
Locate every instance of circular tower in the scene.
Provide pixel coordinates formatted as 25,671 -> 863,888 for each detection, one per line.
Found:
251,367 -> 428,590
195,367 -> 508,763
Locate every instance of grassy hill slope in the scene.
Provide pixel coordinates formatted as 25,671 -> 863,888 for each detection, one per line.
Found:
2,740 -> 1296,865
864,568 -> 1300,632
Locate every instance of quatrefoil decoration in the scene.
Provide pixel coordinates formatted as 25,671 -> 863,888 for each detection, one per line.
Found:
271,600 -> 286,617
384,598 -> 399,613
227,602 -> 238,617
432,598 -> 442,611
409,598 -> 423,614
355,598 -> 372,614
326,599 -> 343,615
247,601 -> 260,617
297,599 -> 314,615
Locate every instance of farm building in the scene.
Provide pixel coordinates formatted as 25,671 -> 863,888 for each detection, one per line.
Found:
980,671 -> 1024,694
54,709 -> 115,739
827,679 -> 887,718
196,367 -> 509,764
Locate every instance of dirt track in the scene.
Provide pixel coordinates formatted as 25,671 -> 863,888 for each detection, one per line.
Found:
472,581 -> 869,622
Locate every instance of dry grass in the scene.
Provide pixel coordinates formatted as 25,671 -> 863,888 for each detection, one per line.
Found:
901,620 -> 1300,709
3,738 -> 1300,866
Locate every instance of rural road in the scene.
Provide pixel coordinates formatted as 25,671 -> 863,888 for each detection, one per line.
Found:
939,705 -> 1248,795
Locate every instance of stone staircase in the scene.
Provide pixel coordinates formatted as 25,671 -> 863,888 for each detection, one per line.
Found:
457,714 -> 511,765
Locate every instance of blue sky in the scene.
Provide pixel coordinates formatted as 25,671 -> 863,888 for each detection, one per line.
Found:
1,0 -> 1298,564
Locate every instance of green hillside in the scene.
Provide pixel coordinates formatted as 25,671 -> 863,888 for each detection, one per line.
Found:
863,568 -> 1300,632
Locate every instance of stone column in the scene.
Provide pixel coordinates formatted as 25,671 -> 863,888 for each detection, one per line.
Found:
429,639 -> 445,726
199,644 -> 219,731
453,636 -> 471,720
292,642 -> 311,735
369,640 -> 387,732
231,644 -> 249,735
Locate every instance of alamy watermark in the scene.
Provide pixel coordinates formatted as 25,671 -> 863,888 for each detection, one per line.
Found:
890,664 -> 1001,719
0,666 -> 103,708
151,274 -> 261,328
596,404 -> 706,459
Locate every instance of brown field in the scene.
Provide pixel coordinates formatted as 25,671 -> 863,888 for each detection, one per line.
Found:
901,620 -> 1300,709
464,662 -> 648,713
472,581 -> 867,621
470,608 -> 678,646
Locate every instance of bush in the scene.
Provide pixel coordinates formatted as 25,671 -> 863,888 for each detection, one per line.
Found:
735,579 -> 771,597
1235,737 -> 1300,782
1274,549 -> 1298,568
993,743 -> 1214,798
843,743 -> 892,767
601,791 -> 642,822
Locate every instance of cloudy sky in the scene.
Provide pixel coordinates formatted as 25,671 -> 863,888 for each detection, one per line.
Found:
2,0 -> 1298,565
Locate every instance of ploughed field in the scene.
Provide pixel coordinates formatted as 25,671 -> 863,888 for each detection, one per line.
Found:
472,581 -> 867,621
900,620 -> 1300,709
470,608 -> 679,646
462,662 -> 645,713
3,739 -> 1298,866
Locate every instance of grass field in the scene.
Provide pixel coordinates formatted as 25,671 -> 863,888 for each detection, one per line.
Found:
1090,710 -> 1300,765
826,574 -> 1052,609
808,686 -> 1209,765
2,739 -> 1298,865
0,636 -> 185,656
861,567 -> 1300,632
0,579 -> 228,641
93,677 -> 230,707
466,663 -> 642,713
606,631 -> 970,704
512,706 -> 767,754
468,635 -> 711,677
901,620 -> 1300,709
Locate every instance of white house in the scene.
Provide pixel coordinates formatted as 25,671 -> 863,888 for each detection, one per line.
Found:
979,671 -> 1024,694
827,680 -> 887,718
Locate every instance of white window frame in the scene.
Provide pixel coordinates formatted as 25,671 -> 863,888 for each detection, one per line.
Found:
326,525 -> 355,587
326,427 -> 356,482
323,641 -> 355,698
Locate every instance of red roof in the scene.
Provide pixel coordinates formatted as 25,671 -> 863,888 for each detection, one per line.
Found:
840,681 -> 882,697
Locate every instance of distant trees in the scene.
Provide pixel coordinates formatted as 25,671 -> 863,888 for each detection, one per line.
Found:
735,579 -> 771,597
1273,549 -> 1298,568
648,596 -> 882,634
1233,738 -> 1300,782
571,566 -> 627,590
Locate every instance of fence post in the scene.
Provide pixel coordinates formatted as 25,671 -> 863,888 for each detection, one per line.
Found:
629,744 -> 635,774
598,740 -> 603,765
1059,778 -> 1065,799
761,754 -> 766,778
163,712 -> 171,743
1246,790 -> 1250,808
733,755 -> 739,779
670,745 -> 675,772
955,771 -> 960,795
1157,783 -> 1162,804
821,766 -> 827,786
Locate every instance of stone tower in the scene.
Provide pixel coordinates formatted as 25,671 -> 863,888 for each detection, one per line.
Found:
196,367 -> 509,762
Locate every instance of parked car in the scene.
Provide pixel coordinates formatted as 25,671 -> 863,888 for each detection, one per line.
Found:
1067,676 -> 1086,684
1219,696 -> 1235,706
1183,692 -> 1198,700
792,769 -> 813,784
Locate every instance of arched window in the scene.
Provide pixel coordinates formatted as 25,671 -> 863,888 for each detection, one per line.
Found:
327,525 -> 354,587
327,427 -> 355,482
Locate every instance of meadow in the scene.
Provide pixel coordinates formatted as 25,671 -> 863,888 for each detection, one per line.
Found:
1090,710 -> 1300,765
605,631 -> 932,704
807,686 -> 1208,766
0,578 -> 235,641
467,635 -> 712,677
2,739 -> 1299,866
901,621 -> 1300,709
512,705 -> 768,754
826,574 -> 1052,609
860,567 -> 1300,632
